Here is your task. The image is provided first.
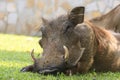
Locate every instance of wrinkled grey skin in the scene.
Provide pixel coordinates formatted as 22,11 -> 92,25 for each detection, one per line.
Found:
21,7 -> 85,74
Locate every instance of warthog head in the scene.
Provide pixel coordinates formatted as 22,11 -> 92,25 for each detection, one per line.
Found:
21,7 -> 85,74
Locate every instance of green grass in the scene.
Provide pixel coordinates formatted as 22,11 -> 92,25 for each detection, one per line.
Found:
0,33 -> 120,80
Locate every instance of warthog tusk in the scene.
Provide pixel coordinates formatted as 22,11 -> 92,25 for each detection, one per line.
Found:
63,46 -> 69,61
30,49 -> 36,61
74,48 -> 85,65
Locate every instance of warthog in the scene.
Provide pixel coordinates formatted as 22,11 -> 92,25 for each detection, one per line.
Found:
90,4 -> 120,32
21,7 -> 85,74
21,6 -> 120,75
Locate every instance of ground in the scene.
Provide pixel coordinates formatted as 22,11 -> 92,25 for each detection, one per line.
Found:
0,33 -> 120,80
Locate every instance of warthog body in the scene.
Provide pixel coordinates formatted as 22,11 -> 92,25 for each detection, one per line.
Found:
21,6 -> 120,75
90,4 -> 120,32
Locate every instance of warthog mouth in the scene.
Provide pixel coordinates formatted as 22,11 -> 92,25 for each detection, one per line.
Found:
38,66 -> 66,75
38,68 -> 59,74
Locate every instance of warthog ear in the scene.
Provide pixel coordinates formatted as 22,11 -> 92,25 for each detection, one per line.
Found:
69,6 -> 85,25
41,17 -> 49,25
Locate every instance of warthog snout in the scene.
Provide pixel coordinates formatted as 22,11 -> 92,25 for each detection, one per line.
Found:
21,46 -> 85,74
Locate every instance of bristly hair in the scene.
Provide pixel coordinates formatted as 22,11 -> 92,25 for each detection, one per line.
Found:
84,20 -> 118,51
